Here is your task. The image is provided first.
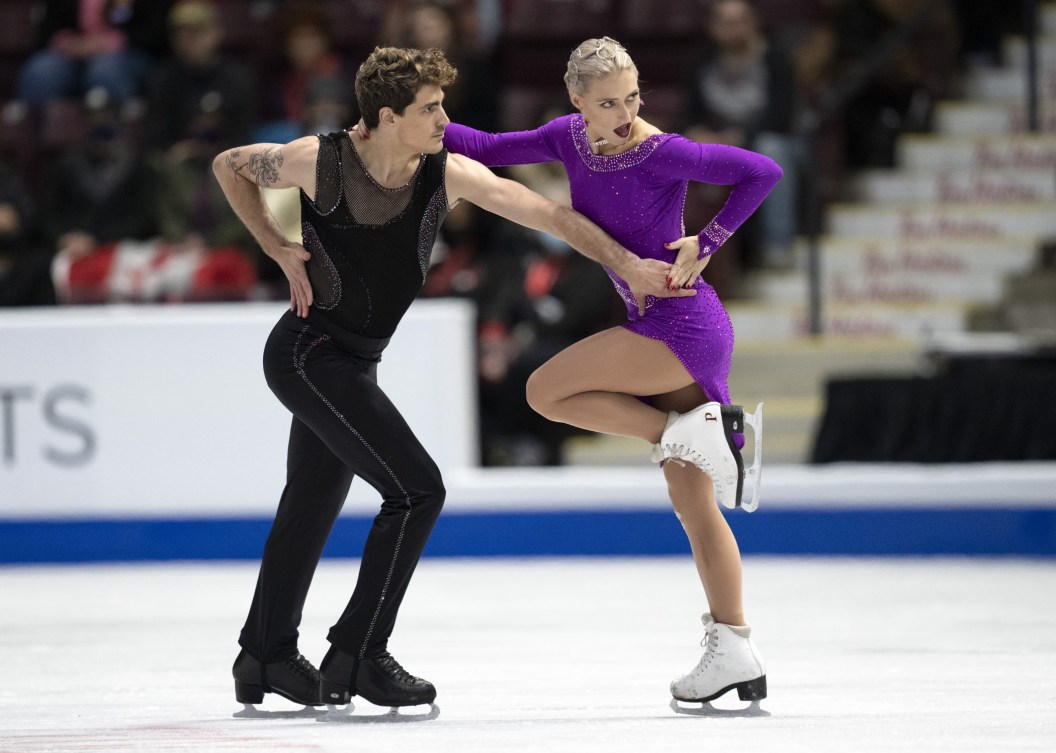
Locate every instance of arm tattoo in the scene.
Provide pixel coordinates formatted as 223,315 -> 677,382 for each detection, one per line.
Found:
226,147 -> 284,187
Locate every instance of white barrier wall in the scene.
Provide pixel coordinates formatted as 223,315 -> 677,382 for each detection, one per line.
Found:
0,301 -> 477,518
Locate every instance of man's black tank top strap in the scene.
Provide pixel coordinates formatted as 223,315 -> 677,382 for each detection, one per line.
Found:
298,130 -> 449,344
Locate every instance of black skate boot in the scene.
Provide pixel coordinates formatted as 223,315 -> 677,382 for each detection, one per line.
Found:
232,648 -> 322,707
320,645 -> 436,707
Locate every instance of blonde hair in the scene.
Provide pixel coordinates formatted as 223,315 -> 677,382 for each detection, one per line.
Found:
563,36 -> 637,95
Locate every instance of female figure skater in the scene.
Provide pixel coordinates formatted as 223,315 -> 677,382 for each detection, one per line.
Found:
441,36 -> 781,711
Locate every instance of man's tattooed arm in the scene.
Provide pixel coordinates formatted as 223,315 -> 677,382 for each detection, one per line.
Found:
224,147 -> 285,188
213,138 -> 318,316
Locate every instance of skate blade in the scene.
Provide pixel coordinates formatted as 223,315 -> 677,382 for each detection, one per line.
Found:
740,403 -> 763,513
233,703 -> 325,719
317,702 -> 440,724
670,698 -> 770,718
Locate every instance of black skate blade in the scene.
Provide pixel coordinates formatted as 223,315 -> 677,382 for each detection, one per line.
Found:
670,698 -> 770,718
318,702 -> 440,723
233,703 -> 325,719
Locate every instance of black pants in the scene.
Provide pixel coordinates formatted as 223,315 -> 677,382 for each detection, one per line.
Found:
239,311 -> 445,663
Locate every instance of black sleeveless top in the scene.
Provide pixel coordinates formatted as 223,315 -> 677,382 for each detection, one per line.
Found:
299,131 -> 449,340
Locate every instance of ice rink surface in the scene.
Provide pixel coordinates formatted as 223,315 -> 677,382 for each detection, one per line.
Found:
2,557 -> 1054,752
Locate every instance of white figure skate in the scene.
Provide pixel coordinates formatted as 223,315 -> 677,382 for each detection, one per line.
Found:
651,402 -> 763,511
669,613 -> 769,717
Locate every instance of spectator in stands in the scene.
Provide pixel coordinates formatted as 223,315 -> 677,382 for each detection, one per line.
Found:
145,0 -> 256,153
683,0 -> 800,270
42,85 -> 255,304
458,94 -> 615,464
17,0 -> 173,103
42,86 -> 157,301
255,3 -> 356,145
391,1 -> 499,131
380,0 -> 502,56
474,222 -> 617,465
146,0 -> 258,298
0,159 -> 54,306
812,0 -> 960,168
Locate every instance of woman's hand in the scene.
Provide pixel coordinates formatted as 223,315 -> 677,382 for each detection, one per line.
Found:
665,236 -> 710,289
267,241 -> 313,317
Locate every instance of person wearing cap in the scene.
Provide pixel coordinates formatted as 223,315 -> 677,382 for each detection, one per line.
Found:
146,0 -> 256,154
145,1 -> 257,293
43,86 -> 158,302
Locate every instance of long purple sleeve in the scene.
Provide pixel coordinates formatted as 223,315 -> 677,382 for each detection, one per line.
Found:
443,121 -> 562,167
643,137 -> 783,256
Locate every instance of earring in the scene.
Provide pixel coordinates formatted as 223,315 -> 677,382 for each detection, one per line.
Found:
639,99 -> 646,107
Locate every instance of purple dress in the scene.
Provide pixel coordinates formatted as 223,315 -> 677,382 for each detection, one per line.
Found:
444,114 -> 781,409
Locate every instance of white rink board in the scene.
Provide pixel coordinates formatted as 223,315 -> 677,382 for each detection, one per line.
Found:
0,302 -> 477,517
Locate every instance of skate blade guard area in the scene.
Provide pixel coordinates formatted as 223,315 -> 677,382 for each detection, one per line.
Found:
740,403 -> 763,513
232,704 -> 325,720
670,698 -> 771,718
318,702 -> 441,723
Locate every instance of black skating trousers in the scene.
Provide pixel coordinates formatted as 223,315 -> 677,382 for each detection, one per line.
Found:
239,310 -> 445,663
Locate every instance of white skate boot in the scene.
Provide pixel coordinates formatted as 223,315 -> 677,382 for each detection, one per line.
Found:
669,613 -> 768,717
650,402 -> 763,511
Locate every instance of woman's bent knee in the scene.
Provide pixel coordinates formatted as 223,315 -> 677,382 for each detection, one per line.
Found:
525,368 -> 555,416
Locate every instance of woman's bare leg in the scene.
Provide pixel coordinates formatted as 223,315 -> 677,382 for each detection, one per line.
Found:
655,384 -> 745,626
525,327 -> 698,442
527,328 -> 745,624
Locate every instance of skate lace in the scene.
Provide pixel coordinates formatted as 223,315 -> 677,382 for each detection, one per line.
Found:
285,653 -> 319,682
697,622 -> 720,670
663,442 -> 716,476
375,653 -> 421,685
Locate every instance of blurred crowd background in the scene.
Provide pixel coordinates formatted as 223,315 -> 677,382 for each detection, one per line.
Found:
0,0 -> 1046,466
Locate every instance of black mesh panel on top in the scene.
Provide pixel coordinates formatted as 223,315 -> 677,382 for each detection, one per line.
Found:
302,222 -> 341,310
343,138 -> 420,226
311,135 -> 343,216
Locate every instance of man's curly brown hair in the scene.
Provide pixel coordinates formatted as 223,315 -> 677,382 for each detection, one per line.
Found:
355,47 -> 458,129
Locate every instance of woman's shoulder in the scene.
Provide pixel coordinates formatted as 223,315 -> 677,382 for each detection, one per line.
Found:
648,130 -> 701,158
633,130 -> 706,178
540,112 -> 578,136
